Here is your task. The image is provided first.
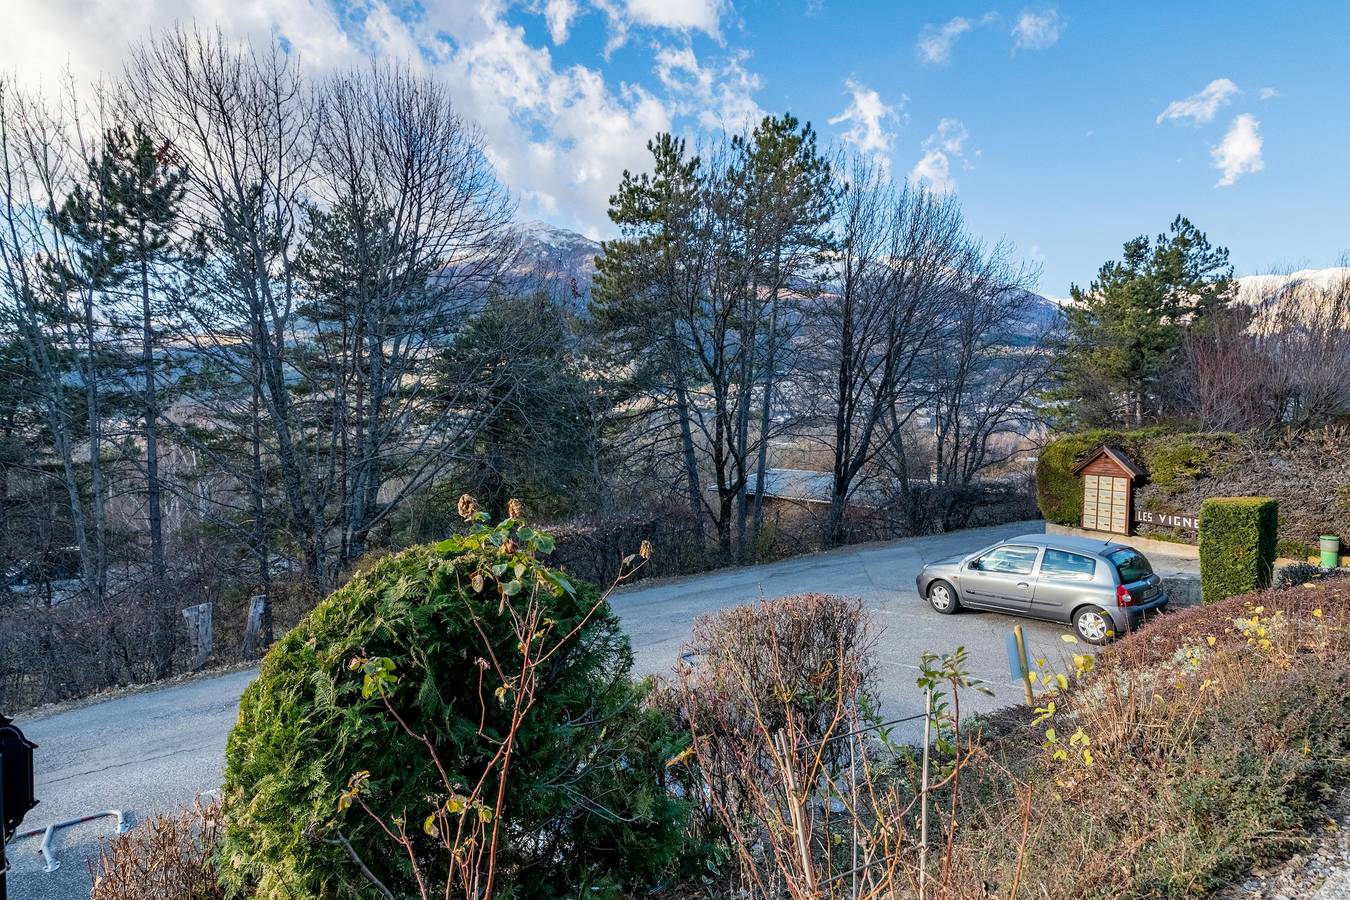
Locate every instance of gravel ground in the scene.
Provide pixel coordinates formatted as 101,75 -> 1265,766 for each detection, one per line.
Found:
1215,787 -> 1350,900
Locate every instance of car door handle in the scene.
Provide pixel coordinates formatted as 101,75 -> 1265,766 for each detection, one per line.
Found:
1017,582 -> 1030,588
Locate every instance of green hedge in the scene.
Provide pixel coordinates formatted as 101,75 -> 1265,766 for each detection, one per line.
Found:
1036,428 -> 1166,525
1037,429 -> 1236,526
219,515 -> 690,899
1199,497 -> 1278,603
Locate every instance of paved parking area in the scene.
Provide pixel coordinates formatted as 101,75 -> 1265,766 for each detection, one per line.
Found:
5,520 -> 1198,899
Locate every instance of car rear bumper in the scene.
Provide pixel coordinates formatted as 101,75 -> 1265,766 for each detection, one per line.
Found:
1110,590 -> 1169,632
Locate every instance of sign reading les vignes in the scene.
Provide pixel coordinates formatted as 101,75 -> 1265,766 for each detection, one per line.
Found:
1134,509 -> 1199,530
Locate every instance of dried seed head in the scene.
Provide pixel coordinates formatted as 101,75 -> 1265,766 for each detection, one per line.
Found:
507,498 -> 525,521
639,539 -> 653,560
501,539 -> 518,555
457,493 -> 478,521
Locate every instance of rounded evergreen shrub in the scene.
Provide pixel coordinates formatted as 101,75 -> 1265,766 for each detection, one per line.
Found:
219,504 -> 689,899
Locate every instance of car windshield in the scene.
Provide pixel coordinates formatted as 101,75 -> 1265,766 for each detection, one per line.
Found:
1108,547 -> 1153,583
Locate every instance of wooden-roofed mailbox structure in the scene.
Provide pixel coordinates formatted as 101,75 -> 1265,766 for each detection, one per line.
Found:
1072,445 -> 1145,535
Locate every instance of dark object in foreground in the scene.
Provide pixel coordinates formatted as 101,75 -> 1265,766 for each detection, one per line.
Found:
1,713 -> 39,900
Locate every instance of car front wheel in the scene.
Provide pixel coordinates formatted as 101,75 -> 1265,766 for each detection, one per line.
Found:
1074,605 -> 1114,644
928,580 -> 960,615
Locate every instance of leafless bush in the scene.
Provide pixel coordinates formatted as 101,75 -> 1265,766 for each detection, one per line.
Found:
543,501 -> 711,584
659,595 -> 1011,898
1182,272 -> 1350,431
90,798 -> 225,900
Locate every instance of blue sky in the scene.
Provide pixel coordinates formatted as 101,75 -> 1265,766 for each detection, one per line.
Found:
5,0 -> 1348,295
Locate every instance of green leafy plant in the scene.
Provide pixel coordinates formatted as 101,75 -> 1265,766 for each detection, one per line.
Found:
219,498 -> 686,900
1199,497 -> 1279,603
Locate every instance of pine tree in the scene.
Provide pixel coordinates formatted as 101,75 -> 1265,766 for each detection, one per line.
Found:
1052,215 -> 1233,427
733,114 -> 835,551
53,123 -> 189,584
591,133 -> 709,545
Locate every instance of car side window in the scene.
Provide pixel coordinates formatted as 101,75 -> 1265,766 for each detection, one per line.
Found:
972,545 -> 1039,575
1040,549 -> 1097,581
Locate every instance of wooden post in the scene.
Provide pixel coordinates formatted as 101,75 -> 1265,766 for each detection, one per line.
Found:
1013,624 -> 1034,704
919,687 -> 932,900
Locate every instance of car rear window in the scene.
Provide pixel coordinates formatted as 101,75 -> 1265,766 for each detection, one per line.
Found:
1108,548 -> 1153,583
1041,548 -> 1097,581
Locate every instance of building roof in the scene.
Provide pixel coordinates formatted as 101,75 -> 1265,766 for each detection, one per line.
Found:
725,468 -> 899,509
1071,444 -> 1146,479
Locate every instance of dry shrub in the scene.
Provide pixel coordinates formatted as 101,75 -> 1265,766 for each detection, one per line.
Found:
671,594 -> 877,818
658,594 -> 926,896
90,798 -> 225,900
939,578 -> 1350,899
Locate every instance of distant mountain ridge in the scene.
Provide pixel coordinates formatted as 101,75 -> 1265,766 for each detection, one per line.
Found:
1234,267 -> 1350,306
511,221 -> 602,305
510,222 -> 1061,329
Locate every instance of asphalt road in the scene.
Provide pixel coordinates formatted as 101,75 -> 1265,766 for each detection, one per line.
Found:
5,520 -> 1198,899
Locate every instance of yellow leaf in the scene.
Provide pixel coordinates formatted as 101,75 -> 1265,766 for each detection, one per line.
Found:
446,796 -> 467,815
1206,636 -> 1216,647
665,747 -> 695,768
1028,671 -> 1038,684
423,814 -> 439,837
1082,748 -> 1094,767
1061,634 -> 1079,643
1313,608 -> 1323,618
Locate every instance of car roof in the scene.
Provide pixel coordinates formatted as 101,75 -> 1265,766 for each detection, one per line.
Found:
1003,533 -> 1131,557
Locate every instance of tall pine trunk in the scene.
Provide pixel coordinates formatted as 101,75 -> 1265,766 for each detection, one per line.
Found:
750,275 -> 782,547
139,247 -> 165,582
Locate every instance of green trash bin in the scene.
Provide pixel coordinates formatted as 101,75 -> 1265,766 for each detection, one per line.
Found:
1321,535 -> 1341,569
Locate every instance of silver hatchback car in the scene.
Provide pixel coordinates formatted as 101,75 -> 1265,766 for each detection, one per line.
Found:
915,533 -> 1169,644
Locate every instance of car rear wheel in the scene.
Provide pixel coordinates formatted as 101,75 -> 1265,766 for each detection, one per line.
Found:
1073,605 -> 1114,644
928,581 -> 960,615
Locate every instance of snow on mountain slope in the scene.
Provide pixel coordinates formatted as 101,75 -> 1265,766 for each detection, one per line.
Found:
1235,267 -> 1350,305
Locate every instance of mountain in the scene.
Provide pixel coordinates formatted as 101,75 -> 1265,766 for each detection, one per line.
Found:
510,222 -> 1061,330
1234,266 -> 1350,306
510,221 -> 602,306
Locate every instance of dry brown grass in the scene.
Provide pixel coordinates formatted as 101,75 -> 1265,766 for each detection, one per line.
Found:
937,578 -> 1350,899
90,798 -> 225,900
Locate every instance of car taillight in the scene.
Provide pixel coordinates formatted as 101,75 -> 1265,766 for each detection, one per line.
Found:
1116,584 -> 1134,607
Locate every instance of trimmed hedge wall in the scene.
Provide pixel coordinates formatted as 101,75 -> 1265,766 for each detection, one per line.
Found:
1198,497 -> 1278,603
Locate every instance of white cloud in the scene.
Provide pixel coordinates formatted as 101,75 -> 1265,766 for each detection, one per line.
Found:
829,78 -> 903,158
1011,9 -> 1063,51
910,150 -> 953,193
1156,78 -> 1240,125
1211,114 -> 1264,187
1258,86 -> 1280,100
917,16 -> 971,64
654,44 -> 764,132
593,0 -> 724,52
542,0 -> 580,44
909,118 -> 971,193
625,0 -> 723,32
917,12 -> 999,64
0,0 -> 717,238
